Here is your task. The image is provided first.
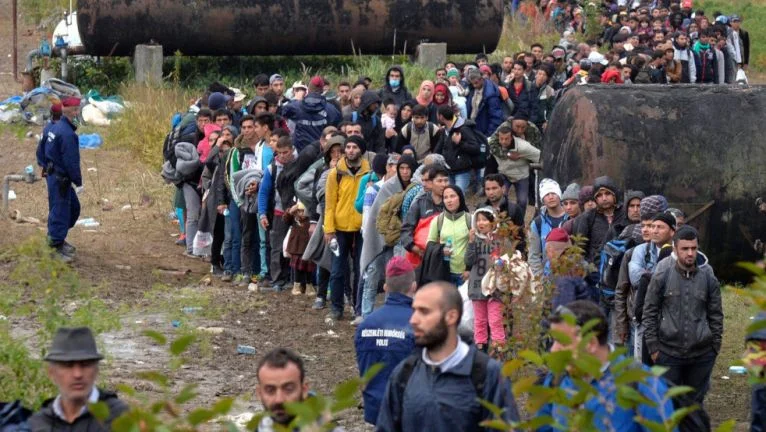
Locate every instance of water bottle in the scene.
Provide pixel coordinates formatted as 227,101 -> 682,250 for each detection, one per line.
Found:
729,366 -> 747,375
223,208 -> 230,217
443,237 -> 452,262
329,238 -> 340,256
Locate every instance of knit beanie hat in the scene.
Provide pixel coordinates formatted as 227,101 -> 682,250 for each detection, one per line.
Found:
539,178 -> 562,202
546,227 -> 570,244
346,135 -> 367,154
386,256 -> 416,290
579,185 -> 594,205
447,68 -> 459,78
371,154 -> 388,177
561,183 -> 581,202
640,195 -> 669,220
652,212 -> 677,231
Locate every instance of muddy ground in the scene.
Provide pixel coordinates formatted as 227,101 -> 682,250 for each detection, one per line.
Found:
0,1 -> 756,430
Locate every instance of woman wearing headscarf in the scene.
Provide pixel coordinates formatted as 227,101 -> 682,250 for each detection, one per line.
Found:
427,184 -> 471,287
342,87 -> 365,120
431,82 -> 460,123
415,80 -> 436,121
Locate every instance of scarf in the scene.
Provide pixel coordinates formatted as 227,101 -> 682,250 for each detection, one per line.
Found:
416,80 -> 435,106
692,40 -> 710,54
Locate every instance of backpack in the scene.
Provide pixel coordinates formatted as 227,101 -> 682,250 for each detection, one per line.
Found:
351,111 -> 377,129
400,122 -> 439,145
162,116 -> 197,166
598,238 -> 634,297
0,401 -> 31,432
377,184 -> 416,247
393,349 -> 488,430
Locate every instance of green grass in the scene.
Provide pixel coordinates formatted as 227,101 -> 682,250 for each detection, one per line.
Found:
698,0 -> 766,72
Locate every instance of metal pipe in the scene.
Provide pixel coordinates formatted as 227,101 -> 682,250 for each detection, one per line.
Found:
3,175 -> 24,214
26,49 -> 41,73
60,48 -> 68,81
12,0 -> 18,81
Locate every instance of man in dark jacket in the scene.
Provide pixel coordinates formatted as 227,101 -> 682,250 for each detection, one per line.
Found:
378,66 -> 412,107
483,173 -> 526,254
354,257 -> 417,425
465,70 -> 505,137
434,105 -> 482,193
643,226 -> 722,406
282,76 -> 341,152
694,29 -> 719,84
376,281 -> 520,430
506,60 -> 540,125
30,327 -> 128,431
400,166 -> 449,256
349,90 -> 386,154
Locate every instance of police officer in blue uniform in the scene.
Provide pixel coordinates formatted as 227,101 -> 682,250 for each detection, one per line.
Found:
37,97 -> 82,262
354,256 -> 417,425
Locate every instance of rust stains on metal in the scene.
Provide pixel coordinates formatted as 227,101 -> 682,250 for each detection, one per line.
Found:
76,0 -> 503,56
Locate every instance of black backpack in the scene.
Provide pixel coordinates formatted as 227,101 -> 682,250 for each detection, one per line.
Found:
461,119 -> 489,170
393,349 -> 489,430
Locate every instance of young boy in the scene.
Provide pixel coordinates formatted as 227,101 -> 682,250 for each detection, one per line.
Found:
396,104 -> 441,163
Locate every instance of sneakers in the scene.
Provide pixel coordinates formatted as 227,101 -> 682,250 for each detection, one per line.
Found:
210,264 -> 224,276
54,248 -> 74,264
350,316 -> 363,326
328,309 -> 342,320
312,297 -> 326,310
305,284 -> 317,297
175,234 -> 186,246
183,251 -> 200,259
237,273 -> 252,287
255,275 -> 271,289
221,271 -> 233,282
61,241 -> 77,256
291,282 -> 303,296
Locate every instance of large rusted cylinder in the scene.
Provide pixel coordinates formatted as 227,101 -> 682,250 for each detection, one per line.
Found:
76,0 -> 503,56
542,85 -> 766,280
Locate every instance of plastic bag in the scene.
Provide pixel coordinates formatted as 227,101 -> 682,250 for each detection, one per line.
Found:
458,281 -> 474,334
82,104 -> 111,126
282,227 -> 292,258
79,133 -> 103,149
736,68 -> 748,84
192,231 -> 213,256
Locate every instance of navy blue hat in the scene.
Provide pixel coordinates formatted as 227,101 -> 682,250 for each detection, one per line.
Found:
208,92 -> 231,111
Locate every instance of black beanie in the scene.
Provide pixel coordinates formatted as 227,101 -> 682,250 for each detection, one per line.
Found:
346,135 -> 367,154
371,154 -> 388,177
652,212 -> 677,231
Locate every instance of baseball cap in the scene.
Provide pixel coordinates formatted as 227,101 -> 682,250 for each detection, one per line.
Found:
230,87 -> 247,102
269,74 -> 284,85
552,47 -> 566,59
292,81 -> 308,91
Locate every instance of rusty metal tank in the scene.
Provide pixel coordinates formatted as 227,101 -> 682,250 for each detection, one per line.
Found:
76,0 -> 503,56
542,85 -> 766,281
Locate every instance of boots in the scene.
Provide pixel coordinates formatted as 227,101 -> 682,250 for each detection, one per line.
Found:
291,282 -> 303,296
305,284 -> 316,297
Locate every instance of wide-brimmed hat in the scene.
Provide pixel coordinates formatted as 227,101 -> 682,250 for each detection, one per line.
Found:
44,327 -> 104,362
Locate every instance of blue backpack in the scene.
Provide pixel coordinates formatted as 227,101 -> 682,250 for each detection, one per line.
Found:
351,111 -> 378,128
598,239 -> 632,297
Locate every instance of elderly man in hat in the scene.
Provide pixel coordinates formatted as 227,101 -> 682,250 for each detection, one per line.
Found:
42,96 -> 84,263
29,327 -> 128,431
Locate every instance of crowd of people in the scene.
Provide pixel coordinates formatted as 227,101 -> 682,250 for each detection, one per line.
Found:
29,0 -> 760,431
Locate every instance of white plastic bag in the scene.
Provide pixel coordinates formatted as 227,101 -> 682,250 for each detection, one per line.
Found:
82,104 -> 111,126
282,227 -> 292,258
192,231 -> 213,256
458,281 -> 474,334
736,68 -> 749,84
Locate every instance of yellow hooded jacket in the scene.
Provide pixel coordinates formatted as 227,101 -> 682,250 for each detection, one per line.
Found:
323,157 -> 371,234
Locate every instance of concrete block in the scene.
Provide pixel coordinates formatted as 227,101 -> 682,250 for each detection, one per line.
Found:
417,43 -> 447,70
134,45 -> 163,86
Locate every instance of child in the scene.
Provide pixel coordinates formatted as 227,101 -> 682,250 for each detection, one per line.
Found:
464,207 -> 506,354
381,98 -> 398,131
284,201 -> 316,296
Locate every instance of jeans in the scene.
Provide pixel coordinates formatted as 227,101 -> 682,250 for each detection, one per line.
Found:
225,201 -> 242,274
510,176 -> 529,211
361,248 -> 394,318
240,212 -> 261,275
182,184 -> 201,253
316,267 -> 330,300
450,273 -> 464,288
223,211 -> 231,267
450,171 -> 472,194
657,349 -> 717,405
330,231 -> 362,315
211,214 -> 225,267
269,215 -> 291,286
472,299 -> 506,344
257,215 -> 270,277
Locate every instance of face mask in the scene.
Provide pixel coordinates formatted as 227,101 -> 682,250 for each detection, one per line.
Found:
389,78 -> 401,88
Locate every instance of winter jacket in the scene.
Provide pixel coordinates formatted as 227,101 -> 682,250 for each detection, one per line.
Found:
29,389 -> 128,432
284,212 -> 311,257
323,157 -> 371,234
487,135 -> 540,182
529,208 -> 569,276
354,172 -> 379,214
45,116 -> 82,187
535,358 -> 675,432
693,43 -> 718,84
281,93 -> 341,152
233,168 -> 264,214
506,78 -> 540,125
572,176 -> 627,264
753,385 -> 766,432
628,242 -> 660,287
352,91 -> 386,154
614,247 -> 637,340
36,119 -> 57,171
378,66 -> 413,107
257,152 -> 299,221
401,193 -> 444,252
428,211 -> 471,275
673,45 -> 697,83
665,59 -> 683,83
376,344 -> 520,431
354,293 -> 415,425
533,83 -> 556,127
434,117 -> 482,174
397,122 -> 442,163
466,79 -> 505,137
551,275 -> 592,310
642,252 -> 723,359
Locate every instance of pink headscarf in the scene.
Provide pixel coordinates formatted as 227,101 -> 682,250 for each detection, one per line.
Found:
416,80 -> 435,106
197,123 -> 221,163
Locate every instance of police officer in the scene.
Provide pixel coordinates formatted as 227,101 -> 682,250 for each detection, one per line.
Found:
41,97 -> 83,262
353,256 -> 417,425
